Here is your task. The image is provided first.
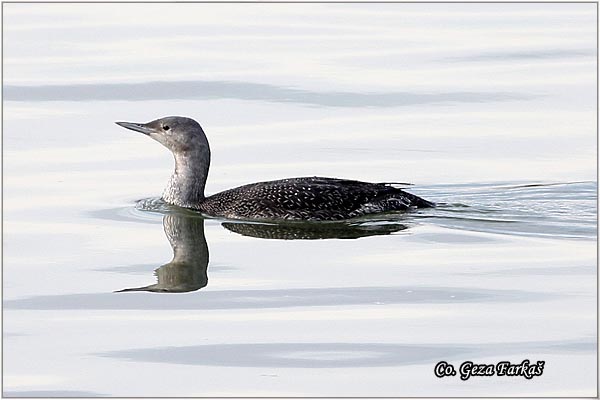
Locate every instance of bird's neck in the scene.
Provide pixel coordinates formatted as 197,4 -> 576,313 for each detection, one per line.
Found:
163,147 -> 211,208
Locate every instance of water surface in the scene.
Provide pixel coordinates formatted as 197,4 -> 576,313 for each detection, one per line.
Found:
3,3 -> 597,397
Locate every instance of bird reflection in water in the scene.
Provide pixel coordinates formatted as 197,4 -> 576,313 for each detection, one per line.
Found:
117,212 -> 407,293
116,213 -> 209,293
222,219 -> 407,240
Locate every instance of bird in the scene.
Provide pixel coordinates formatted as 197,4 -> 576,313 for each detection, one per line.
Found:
116,116 -> 434,221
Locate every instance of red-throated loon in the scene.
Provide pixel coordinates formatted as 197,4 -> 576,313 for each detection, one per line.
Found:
116,116 -> 434,221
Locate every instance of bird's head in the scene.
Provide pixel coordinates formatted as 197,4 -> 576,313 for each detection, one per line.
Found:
116,116 -> 207,153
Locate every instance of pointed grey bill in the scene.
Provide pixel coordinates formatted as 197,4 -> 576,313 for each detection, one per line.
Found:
115,121 -> 154,135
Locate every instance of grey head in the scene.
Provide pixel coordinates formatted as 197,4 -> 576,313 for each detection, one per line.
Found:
116,116 -> 211,207
115,116 -> 207,153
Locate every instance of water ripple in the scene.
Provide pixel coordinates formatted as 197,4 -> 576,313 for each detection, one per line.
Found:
411,181 -> 597,239
3,80 -> 531,107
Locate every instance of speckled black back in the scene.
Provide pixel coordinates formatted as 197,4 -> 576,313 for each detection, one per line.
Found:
197,176 -> 434,221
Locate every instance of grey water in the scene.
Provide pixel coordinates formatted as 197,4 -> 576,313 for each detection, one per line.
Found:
2,3 -> 597,397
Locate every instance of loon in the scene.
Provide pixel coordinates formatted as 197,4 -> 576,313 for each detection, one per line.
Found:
116,116 -> 434,221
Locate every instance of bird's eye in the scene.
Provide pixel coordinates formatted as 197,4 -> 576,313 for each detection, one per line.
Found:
163,125 -> 170,131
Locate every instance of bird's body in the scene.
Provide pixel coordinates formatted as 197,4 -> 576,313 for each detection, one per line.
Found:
116,116 -> 434,221
199,176 -> 432,221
